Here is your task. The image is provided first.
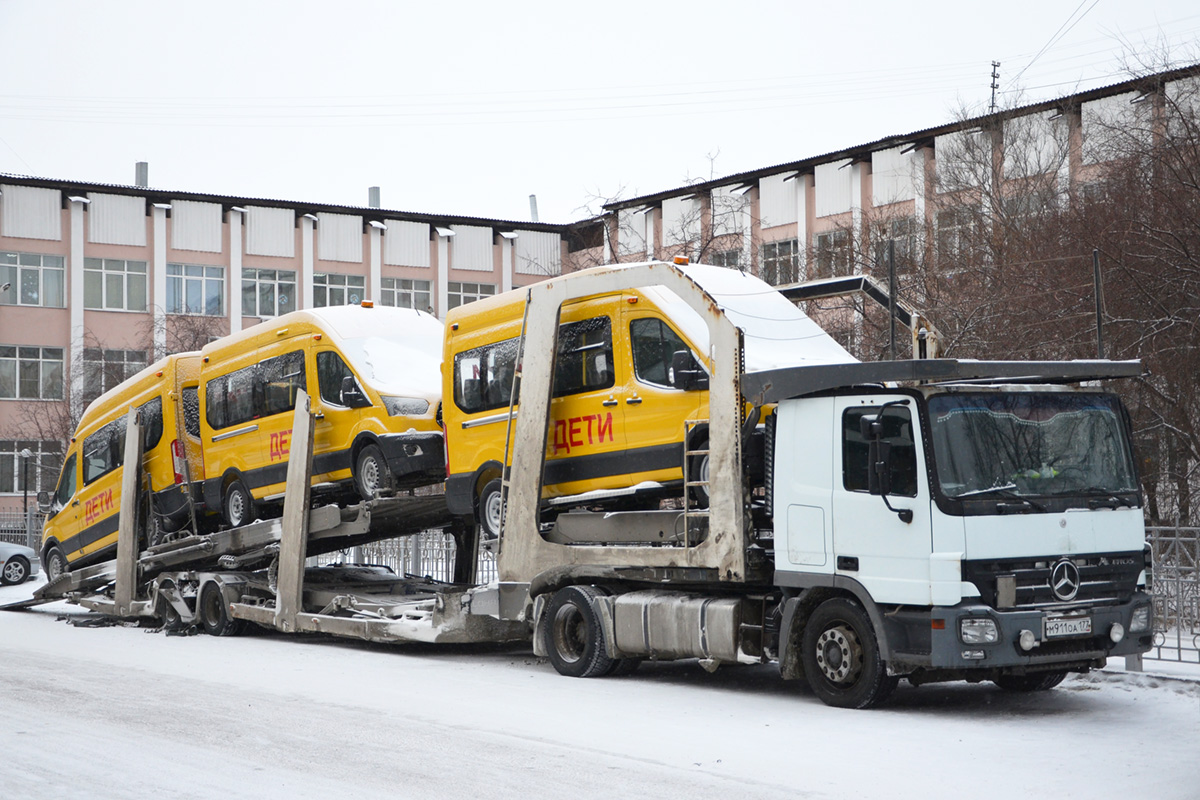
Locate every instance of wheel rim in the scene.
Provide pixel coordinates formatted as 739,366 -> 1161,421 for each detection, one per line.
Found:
551,604 -> 586,664
4,561 -> 24,582
484,489 -> 503,537
47,552 -> 65,581
202,588 -> 223,627
360,455 -> 381,495
228,487 -> 246,526
815,623 -> 864,684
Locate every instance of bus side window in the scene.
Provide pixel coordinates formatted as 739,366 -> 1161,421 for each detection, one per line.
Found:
54,452 -> 77,510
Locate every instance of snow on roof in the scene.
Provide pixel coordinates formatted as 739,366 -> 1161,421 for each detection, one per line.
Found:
309,305 -> 444,400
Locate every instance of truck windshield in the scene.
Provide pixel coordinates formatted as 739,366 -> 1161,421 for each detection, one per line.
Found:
928,393 -> 1138,500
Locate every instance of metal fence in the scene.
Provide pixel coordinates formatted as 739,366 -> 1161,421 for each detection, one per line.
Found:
315,530 -> 498,585
1145,526 -> 1200,664
0,509 -> 44,550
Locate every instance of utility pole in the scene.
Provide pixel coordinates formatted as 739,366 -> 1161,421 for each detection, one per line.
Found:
989,61 -> 1000,114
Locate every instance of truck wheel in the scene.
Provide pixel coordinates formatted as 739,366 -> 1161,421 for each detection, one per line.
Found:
223,479 -> 254,528
355,444 -> 394,501
994,671 -> 1068,691
1,555 -> 30,585
802,597 -> 898,709
199,582 -> 244,637
542,585 -> 614,678
480,479 -> 503,540
44,545 -> 68,582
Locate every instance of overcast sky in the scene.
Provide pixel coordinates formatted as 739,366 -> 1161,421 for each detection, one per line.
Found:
2,1 -> 1198,224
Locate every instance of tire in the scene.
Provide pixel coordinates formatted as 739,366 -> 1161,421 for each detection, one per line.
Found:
479,478 -> 504,540
689,438 -> 710,508
155,583 -> 182,629
223,478 -> 254,528
542,585 -> 615,678
44,545 -> 68,582
801,597 -> 898,709
994,671 -> 1068,692
354,444 -> 394,501
1,555 -> 30,585
199,581 -> 244,637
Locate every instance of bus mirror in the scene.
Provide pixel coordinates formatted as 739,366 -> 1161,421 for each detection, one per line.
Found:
671,350 -> 708,391
36,491 -> 50,513
340,376 -> 371,408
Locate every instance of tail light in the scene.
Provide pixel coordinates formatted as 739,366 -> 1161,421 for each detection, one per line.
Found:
171,439 -> 186,485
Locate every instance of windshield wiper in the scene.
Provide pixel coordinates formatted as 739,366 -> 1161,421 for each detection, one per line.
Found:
951,484 -> 1045,512
1060,487 -> 1138,508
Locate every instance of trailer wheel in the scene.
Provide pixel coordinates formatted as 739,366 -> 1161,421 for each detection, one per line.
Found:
480,479 -> 503,540
199,582 -> 244,637
223,479 -> 254,528
354,444 -> 394,501
802,598 -> 897,709
44,545 -> 67,582
993,671 -> 1068,692
1,555 -> 30,585
542,585 -> 614,678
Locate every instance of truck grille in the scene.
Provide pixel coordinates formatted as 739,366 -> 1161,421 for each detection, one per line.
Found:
962,552 -> 1142,610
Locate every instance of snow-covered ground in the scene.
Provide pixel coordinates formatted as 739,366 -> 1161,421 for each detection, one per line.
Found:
3,575 -> 1198,800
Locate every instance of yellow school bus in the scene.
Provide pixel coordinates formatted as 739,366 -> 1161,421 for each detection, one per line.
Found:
40,351 -> 204,580
197,304 -> 444,526
442,261 -> 854,537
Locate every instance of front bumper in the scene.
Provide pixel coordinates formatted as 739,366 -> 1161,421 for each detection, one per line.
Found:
924,593 -> 1154,670
377,431 -> 445,488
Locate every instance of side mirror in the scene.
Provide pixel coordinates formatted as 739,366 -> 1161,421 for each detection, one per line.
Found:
671,350 -> 709,391
36,491 -> 50,513
868,439 -> 892,496
340,376 -> 371,408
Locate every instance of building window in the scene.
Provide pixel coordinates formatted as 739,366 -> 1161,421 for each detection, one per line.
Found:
167,263 -> 224,316
760,240 -> 799,285
0,252 -> 65,308
314,273 -> 365,307
83,348 -> 146,404
935,206 -> 976,264
242,268 -> 296,318
381,278 -> 432,312
84,258 -> 148,312
0,440 -> 63,495
447,281 -> 495,310
0,346 -> 63,400
814,230 -> 852,279
710,250 -> 741,269
873,217 -> 918,275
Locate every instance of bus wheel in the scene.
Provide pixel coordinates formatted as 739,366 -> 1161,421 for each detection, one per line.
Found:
44,545 -> 68,582
223,479 -> 254,528
480,479 -> 504,540
801,597 -> 898,709
355,444 -> 394,501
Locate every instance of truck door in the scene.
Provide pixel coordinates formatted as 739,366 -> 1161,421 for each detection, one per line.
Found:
543,308 -> 629,498
831,396 -> 933,605
311,347 -> 367,483
622,310 -> 706,487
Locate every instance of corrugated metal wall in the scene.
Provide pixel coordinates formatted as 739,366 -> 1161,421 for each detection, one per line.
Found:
1003,113 -> 1067,179
1082,91 -> 1151,164
171,199 -> 223,252
317,212 -> 363,263
383,220 -> 431,267
871,147 -> 917,205
246,206 -> 296,257
617,208 -> 645,257
934,130 -> 991,191
758,173 -> 796,229
0,184 -> 61,241
449,225 -> 493,271
710,185 -> 746,238
514,230 -> 561,277
88,192 -> 146,246
662,196 -> 698,246
814,160 -> 852,217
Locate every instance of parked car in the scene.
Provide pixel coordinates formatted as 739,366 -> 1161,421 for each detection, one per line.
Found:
0,541 -> 39,585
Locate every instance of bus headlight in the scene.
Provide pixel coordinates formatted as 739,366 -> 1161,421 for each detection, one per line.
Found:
1130,604 -> 1151,634
960,617 -> 999,644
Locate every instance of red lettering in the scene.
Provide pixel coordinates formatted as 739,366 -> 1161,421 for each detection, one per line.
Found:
552,419 -> 570,455
585,415 -> 595,444
597,412 -> 613,443
568,417 -> 583,449
269,429 -> 293,462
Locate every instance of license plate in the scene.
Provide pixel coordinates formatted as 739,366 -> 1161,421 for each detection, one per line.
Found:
1044,616 -> 1092,638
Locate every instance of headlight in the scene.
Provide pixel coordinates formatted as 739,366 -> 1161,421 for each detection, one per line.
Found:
960,617 -> 999,644
1130,604 -> 1151,633
382,396 -> 430,416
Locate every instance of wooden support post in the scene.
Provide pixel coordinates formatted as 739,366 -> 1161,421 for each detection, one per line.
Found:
274,390 -> 315,632
114,407 -> 144,617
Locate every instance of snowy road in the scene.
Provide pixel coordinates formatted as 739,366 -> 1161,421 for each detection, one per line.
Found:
2,586 -> 1198,800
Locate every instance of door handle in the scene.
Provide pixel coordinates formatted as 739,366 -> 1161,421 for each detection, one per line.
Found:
314,411 -> 326,420
626,396 -> 642,405
602,398 -> 618,407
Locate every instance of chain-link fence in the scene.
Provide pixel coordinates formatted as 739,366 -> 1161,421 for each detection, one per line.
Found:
1145,526 -> 1200,664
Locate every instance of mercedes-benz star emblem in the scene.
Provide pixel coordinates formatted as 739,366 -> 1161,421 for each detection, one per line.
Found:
1050,559 -> 1081,601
